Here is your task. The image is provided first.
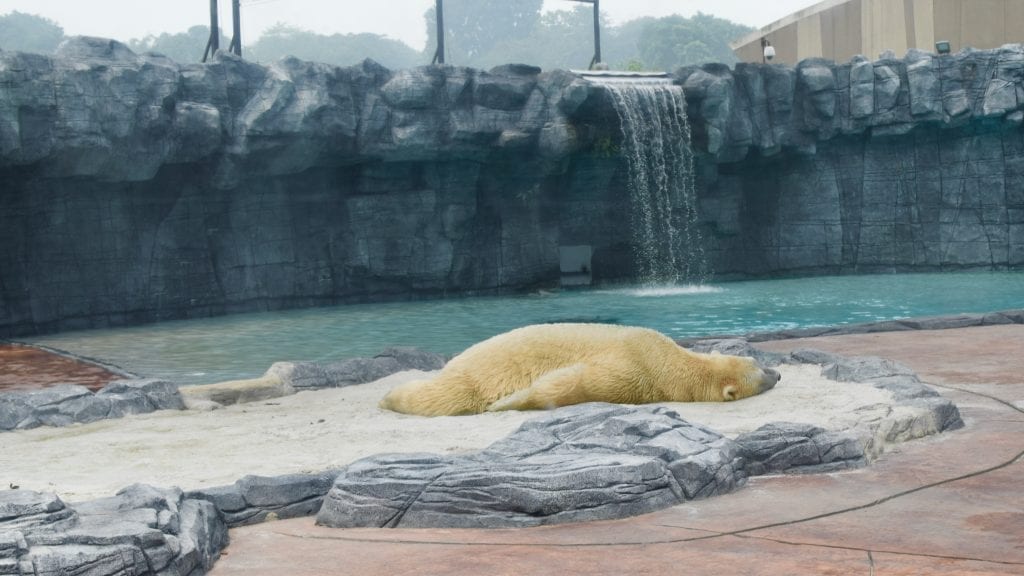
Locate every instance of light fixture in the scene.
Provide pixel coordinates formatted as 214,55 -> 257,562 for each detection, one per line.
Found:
935,40 -> 951,55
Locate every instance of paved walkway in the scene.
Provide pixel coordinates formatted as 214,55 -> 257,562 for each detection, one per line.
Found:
211,325 -> 1024,575
0,343 -> 120,392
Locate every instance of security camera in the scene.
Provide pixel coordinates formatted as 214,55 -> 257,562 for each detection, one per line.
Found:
760,38 -> 775,63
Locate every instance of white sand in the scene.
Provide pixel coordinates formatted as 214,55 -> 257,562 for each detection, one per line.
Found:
0,365 -> 897,502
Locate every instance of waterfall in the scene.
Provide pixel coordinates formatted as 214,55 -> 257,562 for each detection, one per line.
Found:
591,75 -> 707,285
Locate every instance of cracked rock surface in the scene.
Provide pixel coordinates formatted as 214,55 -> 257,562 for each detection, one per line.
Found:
0,380 -> 183,432
1,346 -> 964,567
0,347 -> 446,431
0,485 -> 226,576
317,348 -> 961,529
317,403 -> 745,529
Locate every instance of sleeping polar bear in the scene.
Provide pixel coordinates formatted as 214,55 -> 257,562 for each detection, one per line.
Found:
380,323 -> 780,416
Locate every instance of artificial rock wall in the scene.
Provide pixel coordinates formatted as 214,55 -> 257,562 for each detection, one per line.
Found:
680,48 -> 1024,276
0,37 -> 634,336
1,37 -> 1022,336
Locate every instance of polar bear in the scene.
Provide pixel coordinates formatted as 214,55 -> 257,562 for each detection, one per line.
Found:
379,323 -> 780,416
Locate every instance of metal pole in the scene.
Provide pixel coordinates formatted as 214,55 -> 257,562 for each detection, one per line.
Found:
433,0 -> 445,64
202,0 -> 219,62
567,0 -> 601,69
230,0 -> 242,57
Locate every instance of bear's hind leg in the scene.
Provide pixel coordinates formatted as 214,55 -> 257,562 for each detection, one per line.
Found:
380,377 -> 479,416
486,364 -> 589,412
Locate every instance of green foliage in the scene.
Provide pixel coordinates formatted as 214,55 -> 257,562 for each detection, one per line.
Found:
637,13 -> 751,70
247,24 -> 421,69
593,136 -> 618,158
128,25 -> 223,64
423,5 -> 750,72
458,6 -> 594,71
0,11 -> 64,54
0,6 -> 751,72
425,0 -> 544,64
623,59 -> 647,72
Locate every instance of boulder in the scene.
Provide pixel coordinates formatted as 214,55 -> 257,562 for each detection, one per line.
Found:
906,51 -> 942,117
735,422 -> 866,475
317,404 -> 746,529
1,485 -> 227,576
0,491 -> 75,533
685,338 -> 786,367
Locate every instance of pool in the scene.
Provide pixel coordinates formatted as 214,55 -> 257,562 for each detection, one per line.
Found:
25,271 -> 1024,385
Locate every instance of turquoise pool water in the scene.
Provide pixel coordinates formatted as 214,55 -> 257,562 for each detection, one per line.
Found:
26,271 -> 1024,385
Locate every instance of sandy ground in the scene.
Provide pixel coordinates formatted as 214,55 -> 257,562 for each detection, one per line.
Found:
0,365 -> 898,502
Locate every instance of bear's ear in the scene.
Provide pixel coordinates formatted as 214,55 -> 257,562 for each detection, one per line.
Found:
723,385 -> 738,401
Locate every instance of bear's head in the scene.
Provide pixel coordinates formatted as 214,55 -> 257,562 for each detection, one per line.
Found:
703,352 -> 780,401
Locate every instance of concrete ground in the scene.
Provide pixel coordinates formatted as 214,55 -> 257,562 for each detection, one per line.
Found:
0,343 -> 119,392
210,325 -> 1024,575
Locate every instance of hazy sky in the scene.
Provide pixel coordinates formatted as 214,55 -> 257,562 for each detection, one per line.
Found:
0,1 -> 818,49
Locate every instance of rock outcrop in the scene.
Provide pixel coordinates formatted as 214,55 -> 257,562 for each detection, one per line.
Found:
316,347 -> 962,529
1,348 -> 962,568
2,37 -> 1022,336
676,308 -> 1024,343
678,49 -> 1024,161
317,404 -> 745,529
0,38 -> 601,337
186,472 -> 337,528
0,485 -> 227,576
0,346 -> 446,431
678,48 -> 1024,276
179,347 -> 448,408
0,380 -> 183,432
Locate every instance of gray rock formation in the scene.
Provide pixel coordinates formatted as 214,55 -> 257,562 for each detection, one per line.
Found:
317,404 -> 746,529
734,422 -> 866,475
0,380 -> 183,432
2,37 -> 1020,336
728,308 -> 1024,342
1,348 -> 962,566
186,472 -> 337,528
0,37 -> 597,338
685,338 -> 787,366
316,349 -> 962,529
0,347 -> 445,431
317,340 -> 958,528
678,48 -> 1024,277
267,347 -> 448,391
0,485 -> 226,576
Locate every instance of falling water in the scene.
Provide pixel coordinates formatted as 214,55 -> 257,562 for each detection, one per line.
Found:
594,76 -> 708,285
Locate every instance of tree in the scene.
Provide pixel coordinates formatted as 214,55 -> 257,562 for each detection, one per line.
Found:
247,24 -> 421,69
424,0 -> 543,66
419,6 -> 750,73
603,17 -> 654,70
128,25 -> 223,64
0,11 -> 65,54
638,13 -> 750,70
473,6 -> 593,70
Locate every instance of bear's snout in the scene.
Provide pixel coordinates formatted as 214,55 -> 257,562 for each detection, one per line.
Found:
759,367 -> 781,392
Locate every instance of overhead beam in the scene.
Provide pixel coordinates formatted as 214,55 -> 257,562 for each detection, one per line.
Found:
202,0 -> 219,62
566,0 -> 602,69
229,0 -> 242,57
432,0 -> 446,64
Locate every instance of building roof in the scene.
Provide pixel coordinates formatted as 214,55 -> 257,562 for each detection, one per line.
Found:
730,0 -> 856,49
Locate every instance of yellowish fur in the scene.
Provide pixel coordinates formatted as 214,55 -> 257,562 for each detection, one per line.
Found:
379,323 -> 775,416
179,374 -> 294,408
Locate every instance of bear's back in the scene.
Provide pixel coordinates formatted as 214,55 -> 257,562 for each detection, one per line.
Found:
450,323 -> 675,370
